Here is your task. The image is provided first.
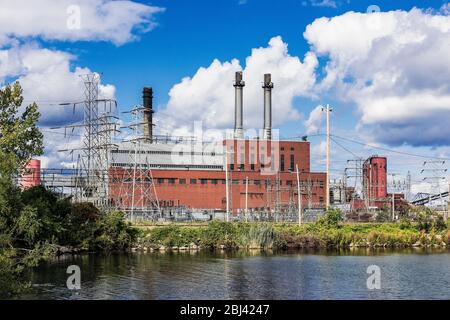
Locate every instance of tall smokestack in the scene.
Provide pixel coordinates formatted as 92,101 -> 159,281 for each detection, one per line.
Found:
262,74 -> 273,140
234,71 -> 245,139
143,87 -> 154,143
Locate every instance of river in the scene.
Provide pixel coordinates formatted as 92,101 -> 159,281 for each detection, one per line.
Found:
20,249 -> 450,300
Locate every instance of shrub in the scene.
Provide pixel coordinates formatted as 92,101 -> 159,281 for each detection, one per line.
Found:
317,208 -> 343,227
90,211 -> 139,251
413,207 -> 446,232
238,223 -> 277,249
376,210 -> 391,222
200,221 -> 237,249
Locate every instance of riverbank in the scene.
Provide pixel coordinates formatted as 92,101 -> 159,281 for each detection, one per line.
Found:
135,220 -> 450,252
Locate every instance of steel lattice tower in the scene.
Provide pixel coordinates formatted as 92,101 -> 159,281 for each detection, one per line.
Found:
110,106 -> 161,221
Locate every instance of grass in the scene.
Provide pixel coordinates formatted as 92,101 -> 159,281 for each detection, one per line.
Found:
136,220 -> 450,251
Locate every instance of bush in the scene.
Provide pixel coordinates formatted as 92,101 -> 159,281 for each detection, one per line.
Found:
317,208 -> 343,227
413,207 -> 446,232
90,211 -> 138,251
200,221 -> 237,249
376,210 -> 391,222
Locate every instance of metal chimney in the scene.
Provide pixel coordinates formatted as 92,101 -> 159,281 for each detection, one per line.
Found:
262,74 -> 273,140
143,87 -> 154,143
233,71 -> 245,139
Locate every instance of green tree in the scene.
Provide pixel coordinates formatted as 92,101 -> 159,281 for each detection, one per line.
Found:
0,82 -> 43,170
0,82 -> 45,298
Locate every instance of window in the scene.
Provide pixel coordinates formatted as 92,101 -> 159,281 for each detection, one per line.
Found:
221,179 -> 226,184
158,178 -> 165,184
291,147 -> 295,151
211,179 -> 218,185
290,154 -> 295,171
168,178 -> 176,184
179,179 -> 186,185
254,180 -> 261,186
232,180 -> 239,185
286,180 -> 293,186
239,153 -> 245,169
261,155 -> 265,168
250,154 -> 255,171
190,179 -> 197,184
230,164 -> 235,171
319,197 -> 324,203
240,164 -> 245,171
281,155 -> 285,172
200,179 -> 208,185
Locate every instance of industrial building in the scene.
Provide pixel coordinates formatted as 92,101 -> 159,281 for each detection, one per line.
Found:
108,72 -> 327,219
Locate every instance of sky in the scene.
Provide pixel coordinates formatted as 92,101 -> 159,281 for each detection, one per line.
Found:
1,0 -> 450,197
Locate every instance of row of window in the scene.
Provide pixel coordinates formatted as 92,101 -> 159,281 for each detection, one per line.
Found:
230,146 -> 296,152
112,150 -> 221,156
153,178 -> 324,187
228,154 -> 296,172
111,163 -> 223,170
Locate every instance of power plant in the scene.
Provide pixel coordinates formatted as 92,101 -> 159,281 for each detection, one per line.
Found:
107,72 -> 327,221
18,72 -> 447,222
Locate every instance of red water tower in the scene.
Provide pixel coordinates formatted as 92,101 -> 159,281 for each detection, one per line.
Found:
21,159 -> 41,189
363,156 -> 387,201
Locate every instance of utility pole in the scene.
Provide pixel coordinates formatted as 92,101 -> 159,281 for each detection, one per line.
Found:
322,104 -> 332,210
296,164 -> 302,226
225,147 -> 230,222
389,173 -> 396,221
245,176 -> 249,223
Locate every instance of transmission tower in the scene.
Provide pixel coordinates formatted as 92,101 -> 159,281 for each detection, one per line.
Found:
110,106 -> 161,221
345,158 -> 364,210
55,73 -> 119,208
421,160 -> 447,207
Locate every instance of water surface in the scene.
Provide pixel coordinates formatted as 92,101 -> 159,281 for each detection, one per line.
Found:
21,249 -> 450,300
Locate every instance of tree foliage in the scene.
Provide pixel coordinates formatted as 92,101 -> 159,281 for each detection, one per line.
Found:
0,82 -> 43,170
0,83 -> 137,298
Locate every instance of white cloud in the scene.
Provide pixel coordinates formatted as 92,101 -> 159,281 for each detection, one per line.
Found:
0,0 -> 164,46
1,43 -> 115,126
304,105 -> 325,135
156,36 -> 318,135
302,0 -> 348,9
309,0 -> 338,8
440,3 -> 450,15
304,8 -> 450,146
0,0 -> 160,167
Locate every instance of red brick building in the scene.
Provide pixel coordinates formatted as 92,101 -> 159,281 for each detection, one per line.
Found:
109,73 -> 327,215
109,139 -> 327,214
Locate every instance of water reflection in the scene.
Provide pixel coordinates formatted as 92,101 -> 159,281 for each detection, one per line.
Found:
19,248 -> 450,300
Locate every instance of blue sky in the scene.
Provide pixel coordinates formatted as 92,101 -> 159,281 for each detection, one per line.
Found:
56,0 -> 446,112
2,0 -> 450,195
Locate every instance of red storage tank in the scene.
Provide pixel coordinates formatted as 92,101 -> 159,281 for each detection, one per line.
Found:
22,159 -> 41,189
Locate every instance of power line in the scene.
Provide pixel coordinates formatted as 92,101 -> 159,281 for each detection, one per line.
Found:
332,134 -> 450,161
330,136 -> 362,159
